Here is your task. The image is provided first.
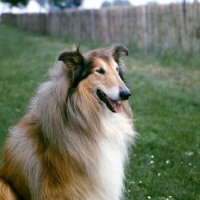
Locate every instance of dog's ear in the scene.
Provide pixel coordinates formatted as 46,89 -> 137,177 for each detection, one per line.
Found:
58,47 -> 85,87
111,44 -> 129,82
58,46 -> 84,72
112,44 -> 129,61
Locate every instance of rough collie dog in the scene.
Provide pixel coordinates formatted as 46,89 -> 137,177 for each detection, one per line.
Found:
0,44 -> 136,200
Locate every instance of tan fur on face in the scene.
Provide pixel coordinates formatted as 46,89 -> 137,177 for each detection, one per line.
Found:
92,57 -> 124,88
0,44 -> 136,200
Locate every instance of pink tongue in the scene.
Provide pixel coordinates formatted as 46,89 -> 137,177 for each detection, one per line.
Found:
113,101 -> 123,113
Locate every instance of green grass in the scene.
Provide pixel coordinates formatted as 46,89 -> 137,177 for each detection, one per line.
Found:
0,24 -> 200,200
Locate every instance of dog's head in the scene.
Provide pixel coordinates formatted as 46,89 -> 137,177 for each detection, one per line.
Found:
58,44 -> 130,113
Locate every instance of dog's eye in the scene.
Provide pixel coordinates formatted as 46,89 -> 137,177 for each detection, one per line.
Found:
116,66 -> 119,72
96,68 -> 105,74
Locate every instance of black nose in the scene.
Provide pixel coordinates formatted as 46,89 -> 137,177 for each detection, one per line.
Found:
119,89 -> 131,100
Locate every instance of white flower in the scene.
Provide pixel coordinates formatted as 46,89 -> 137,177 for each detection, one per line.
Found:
150,160 -> 154,164
188,152 -> 193,156
166,160 -> 170,164
185,151 -> 193,156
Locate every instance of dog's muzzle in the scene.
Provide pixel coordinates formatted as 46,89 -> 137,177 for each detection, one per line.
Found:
97,88 -> 131,113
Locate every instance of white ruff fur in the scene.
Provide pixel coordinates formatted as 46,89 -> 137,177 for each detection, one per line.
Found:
96,111 -> 134,200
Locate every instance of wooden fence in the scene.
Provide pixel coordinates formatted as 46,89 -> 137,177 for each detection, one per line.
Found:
2,3 -> 200,54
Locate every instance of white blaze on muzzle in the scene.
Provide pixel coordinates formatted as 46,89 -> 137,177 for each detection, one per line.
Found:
97,86 -> 131,113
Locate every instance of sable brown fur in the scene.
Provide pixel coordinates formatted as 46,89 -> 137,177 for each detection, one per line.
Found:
0,44 -> 136,200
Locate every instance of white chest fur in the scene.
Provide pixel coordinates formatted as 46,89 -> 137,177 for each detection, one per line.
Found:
94,111 -> 135,200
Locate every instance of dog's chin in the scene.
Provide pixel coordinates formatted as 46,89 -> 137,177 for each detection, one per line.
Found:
96,89 -> 123,113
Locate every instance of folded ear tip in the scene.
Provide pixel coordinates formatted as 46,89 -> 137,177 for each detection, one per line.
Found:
113,44 -> 129,58
126,50 -> 129,56
58,44 -> 81,61
120,44 -> 129,56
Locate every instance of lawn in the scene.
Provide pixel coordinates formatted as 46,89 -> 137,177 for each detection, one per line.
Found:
0,24 -> 199,200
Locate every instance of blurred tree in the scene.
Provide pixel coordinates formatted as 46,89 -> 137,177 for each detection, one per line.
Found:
50,0 -> 83,9
101,1 -> 111,8
73,0 -> 81,6
101,0 -> 131,8
1,0 -> 28,7
113,0 -> 131,6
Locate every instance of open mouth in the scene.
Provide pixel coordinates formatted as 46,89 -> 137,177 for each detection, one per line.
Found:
97,89 -> 123,113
